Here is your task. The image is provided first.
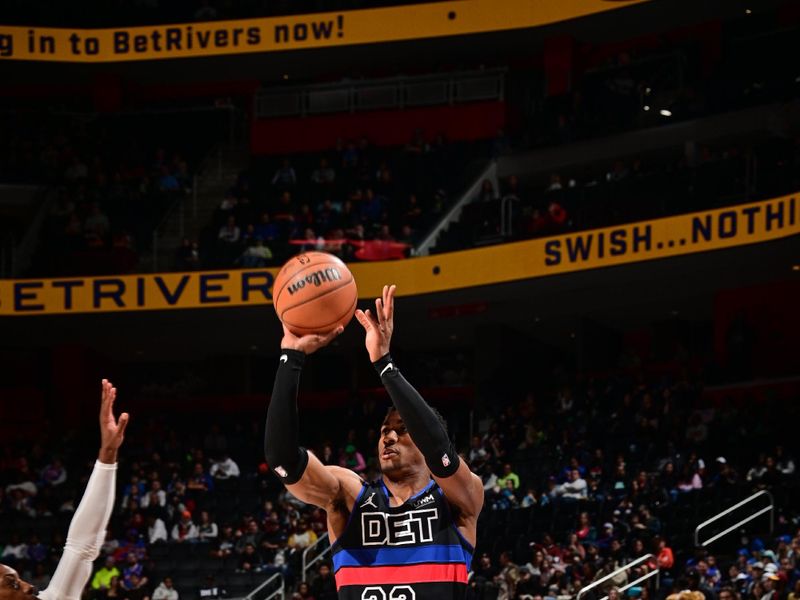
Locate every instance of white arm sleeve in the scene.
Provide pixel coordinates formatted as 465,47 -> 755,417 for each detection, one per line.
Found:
39,461 -> 117,600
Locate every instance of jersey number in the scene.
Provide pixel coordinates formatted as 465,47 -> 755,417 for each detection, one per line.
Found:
361,586 -> 416,600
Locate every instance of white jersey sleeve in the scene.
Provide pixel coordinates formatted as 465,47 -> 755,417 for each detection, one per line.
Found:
39,461 -> 117,600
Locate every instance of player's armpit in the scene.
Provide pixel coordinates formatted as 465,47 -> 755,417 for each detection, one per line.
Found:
433,459 -> 484,520
286,452 -> 364,512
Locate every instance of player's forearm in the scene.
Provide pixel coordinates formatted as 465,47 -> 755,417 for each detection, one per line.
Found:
263,349 -> 309,484
42,460 -> 117,600
374,353 -> 459,477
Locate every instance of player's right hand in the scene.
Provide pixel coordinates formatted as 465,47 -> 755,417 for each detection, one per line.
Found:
281,324 -> 343,355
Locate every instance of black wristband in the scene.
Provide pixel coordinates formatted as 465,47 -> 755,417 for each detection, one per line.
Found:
280,348 -> 306,367
373,352 -> 394,375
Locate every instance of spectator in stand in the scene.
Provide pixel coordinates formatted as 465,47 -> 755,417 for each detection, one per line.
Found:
295,582 -> 315,600
92,556 -> 121,596
175,239 -> 201,270
288,519 -> 318,551
676,464 -> 703,492
271,159 -> 297,188
152,577 -> 179,600
339,444 -> 366,474
360,188 -> 385,225
84,202 -> 111,244
210,525 -> 236,558
198,510 -> 218,542
310,564 -> 337,600
218,216 -> 241,246
187,462 -> 214,493
157,166 -> 180,193
315,198 -> 339,234
140,480 -> 166,509
237,238 -> 273,268
253,213 -> 279,244
497,463 -> 521,490
122,552 -> 148,589
40,457 -> 67,486
198,575 -> 226,600
311,158 -> 335,186
775,446 -> 795,476
494,551 -> 520,600
237,543 -> 264,573
403,194 -> 423,230
171,510 -> 199,543
210,454 -> 240,480
64,156 -> 89,182
106,576 -> 124,600
468,435 -> 489,469
146,514 -> 167,544
553,469 -> 588,500
235,520 -> 263,554
520,488 -> 537,508
123,573 -> 150,600
477,179 -> 496,203
376,224 -> 394,242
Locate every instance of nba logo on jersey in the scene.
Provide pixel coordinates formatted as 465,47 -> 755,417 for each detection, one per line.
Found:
441,454 -> 450,467
275,466 -> 288,478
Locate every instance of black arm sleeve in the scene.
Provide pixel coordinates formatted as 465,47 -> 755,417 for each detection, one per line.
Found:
263,349 -> 309,485
374,353 -> 460,478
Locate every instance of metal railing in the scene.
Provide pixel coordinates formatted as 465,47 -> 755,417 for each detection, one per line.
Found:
414,160 -> 497,256
694,490 -> 774,548
576,554 -> 659,600
245,572 -> 285,600
256,68 -> 506,118
302,533 -> 331,584
151,143 -> 224,271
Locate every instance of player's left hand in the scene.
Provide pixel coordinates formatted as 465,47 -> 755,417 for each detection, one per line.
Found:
355,284 -> 396,362
98,379 -> 129,464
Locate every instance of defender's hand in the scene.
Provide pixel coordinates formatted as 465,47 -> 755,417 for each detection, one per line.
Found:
281,324 -> 343,355
99,379 -> 129,464
355,284 -> 396,363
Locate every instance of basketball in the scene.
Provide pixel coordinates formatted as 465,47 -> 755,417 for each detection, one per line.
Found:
273,252 -> 358,336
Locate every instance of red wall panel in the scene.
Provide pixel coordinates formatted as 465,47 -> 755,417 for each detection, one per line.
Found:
250,101 -> 506,155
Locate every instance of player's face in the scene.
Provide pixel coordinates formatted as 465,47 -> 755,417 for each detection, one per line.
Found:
378,412 -> 424,474
0,565 -> 38,600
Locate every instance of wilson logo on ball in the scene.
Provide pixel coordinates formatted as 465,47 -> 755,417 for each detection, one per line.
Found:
287,267 -> 343,295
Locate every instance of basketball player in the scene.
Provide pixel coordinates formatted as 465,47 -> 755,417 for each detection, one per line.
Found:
265,284 -> 483,600
0,380 -> 129,600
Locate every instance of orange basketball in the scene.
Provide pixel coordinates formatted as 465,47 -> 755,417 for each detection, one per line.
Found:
273,252 -> 358,336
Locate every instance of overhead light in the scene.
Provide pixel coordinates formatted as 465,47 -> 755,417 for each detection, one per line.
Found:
792,265 -> 800,271
645,87 -> 651,94
745,8 -> 752,14
659,109 -> 672,117
282,74 -> 289,80
643,105 -> 650,111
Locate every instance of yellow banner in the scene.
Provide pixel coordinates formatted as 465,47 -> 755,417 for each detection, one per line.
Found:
0,194 -> 797,316
0,0 -> 646,63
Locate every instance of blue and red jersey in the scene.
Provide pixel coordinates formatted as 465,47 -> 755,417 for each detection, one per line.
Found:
331,479 -> 473,600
